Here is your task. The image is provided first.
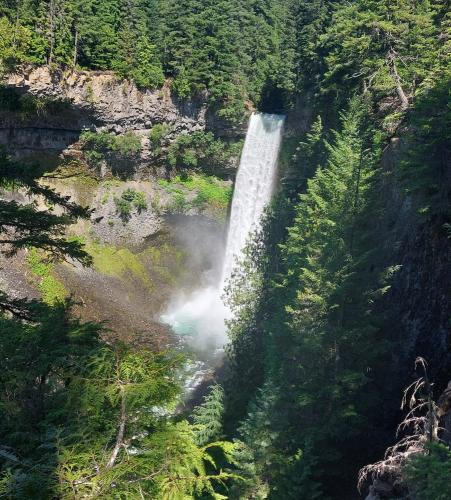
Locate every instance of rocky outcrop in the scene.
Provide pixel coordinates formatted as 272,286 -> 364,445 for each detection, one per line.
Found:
1,66 -> 242,178
6,66 -> 208,131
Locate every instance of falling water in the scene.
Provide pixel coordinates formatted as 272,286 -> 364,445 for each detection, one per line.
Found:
162,113 -> 285,380
221,113 -> 285,287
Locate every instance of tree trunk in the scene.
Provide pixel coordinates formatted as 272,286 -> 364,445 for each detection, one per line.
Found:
73,29 -> 78,68
387,50 -> 409,110
106,386 -> 126,469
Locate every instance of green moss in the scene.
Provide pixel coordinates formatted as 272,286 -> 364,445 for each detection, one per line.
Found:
85,242 -> 153,291
43,160 -> 99,186
144,243 -> 186,286
159,173 -> 231,216
179,174 -> 232,208
26,248 -> 69,305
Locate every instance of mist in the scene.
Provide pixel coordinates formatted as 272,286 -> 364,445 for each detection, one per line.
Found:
160,214 -> 230,363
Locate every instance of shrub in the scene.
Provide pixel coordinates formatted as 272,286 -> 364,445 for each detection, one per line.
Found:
111,131 -> 141,157
80,130 -> 113,151
149,123 -> 171,145
115,197 -> 132,220
171,192 -> 188,213
405,442 -> 451,500
167,131 -> 242,172
81,130 -> 141,165
114,189 -> 148,221
132,191 -> 148,212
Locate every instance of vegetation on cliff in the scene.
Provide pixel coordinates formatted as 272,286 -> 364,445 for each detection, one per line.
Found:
217,1 -> 451,497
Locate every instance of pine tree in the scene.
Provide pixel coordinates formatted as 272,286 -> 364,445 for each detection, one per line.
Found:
321,0 -> 438,108
193,384 -> 225,446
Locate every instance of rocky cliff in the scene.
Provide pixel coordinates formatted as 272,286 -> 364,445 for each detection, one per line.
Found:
1,66 -> 244,178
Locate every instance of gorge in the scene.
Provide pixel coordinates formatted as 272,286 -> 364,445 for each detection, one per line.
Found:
0,1 -> 450,499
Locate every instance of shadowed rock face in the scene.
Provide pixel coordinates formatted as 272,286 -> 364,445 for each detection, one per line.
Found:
0,67 -> 203,176
1,67 -> 243,178
6,66 -> 208,130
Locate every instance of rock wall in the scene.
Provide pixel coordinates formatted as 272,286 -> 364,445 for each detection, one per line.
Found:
7,66 -> 208,130
1,66 -> 243,178
376,138 -> 451,394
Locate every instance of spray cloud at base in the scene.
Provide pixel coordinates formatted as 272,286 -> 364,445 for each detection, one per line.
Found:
161,113 -> 285,361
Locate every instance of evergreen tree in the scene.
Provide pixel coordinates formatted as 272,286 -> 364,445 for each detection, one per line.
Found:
225,99 -> 392,498
193,384 -> 226,446
321,0 -> 438,108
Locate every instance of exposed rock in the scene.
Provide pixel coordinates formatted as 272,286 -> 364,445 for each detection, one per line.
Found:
7,66 -> 208,131
0,66 -> 242,178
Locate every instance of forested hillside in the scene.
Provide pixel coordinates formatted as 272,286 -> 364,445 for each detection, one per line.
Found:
1,0 -> 450,499
0,0 -> 294,121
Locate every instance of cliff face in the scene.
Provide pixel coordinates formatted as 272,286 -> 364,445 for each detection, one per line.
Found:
376,138 -> 451,395
1,66 -> 243,178
5,65 -> 207,130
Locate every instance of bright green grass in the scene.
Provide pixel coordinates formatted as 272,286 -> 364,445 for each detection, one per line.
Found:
27,248 -> 69,305
158,174 -> 232,211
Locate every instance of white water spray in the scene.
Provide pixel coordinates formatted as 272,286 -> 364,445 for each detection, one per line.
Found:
162,113 -> 285,358
221,113 -> 285,287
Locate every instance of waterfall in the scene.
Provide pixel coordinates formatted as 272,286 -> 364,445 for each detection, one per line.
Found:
161,112 -> 284,361
221,112 -> 285,287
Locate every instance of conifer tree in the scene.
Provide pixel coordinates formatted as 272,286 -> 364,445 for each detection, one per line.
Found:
193,384 -> 225,446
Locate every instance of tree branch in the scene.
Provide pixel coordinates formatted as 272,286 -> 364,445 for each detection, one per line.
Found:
106,385 -> 126,469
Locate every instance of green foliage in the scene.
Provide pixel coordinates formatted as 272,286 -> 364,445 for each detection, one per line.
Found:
285,115 -> 325,196
0,150 -> 90,262
193,385 -> 225,446
1,1 -> 450,498
26,248 -> 68,304
1,0 -> 447,123
110,130 -> 142,156
171,192 -> 188,213
320,0 -> 440,109
224,99 -> 395,497
114,35 -> 164,89
168,131 -> 241,172
149,122 -> 171,145
159,173 -> 232,217
114,188 -> 148,220
0,307 -> 237,498
160,0 -> 296,120
0,0 -> 298,120
405,442 -> 451,500
114,195 -> 132,219
80,129 -> 141,165
0,16 -> 44,73
400,69 -> 451,217
0,301 -> 103,499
